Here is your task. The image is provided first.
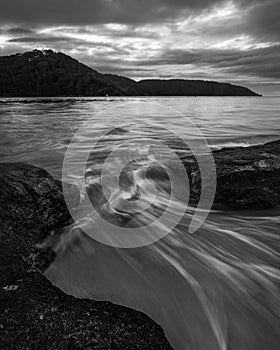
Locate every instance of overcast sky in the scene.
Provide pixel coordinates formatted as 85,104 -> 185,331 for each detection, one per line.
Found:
0,0 -> 279,95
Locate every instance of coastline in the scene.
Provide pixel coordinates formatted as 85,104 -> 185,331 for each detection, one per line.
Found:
1,139 -> 280,349
0,164 -> 172,350
184,139 -> 280,209
0,50 -> 261,98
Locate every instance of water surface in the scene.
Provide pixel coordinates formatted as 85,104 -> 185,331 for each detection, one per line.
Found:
1,96 -> 280,350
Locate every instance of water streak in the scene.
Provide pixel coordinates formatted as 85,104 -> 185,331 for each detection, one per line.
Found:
45,159 -> 280,350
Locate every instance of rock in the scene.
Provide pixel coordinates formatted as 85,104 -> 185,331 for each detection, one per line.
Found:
0,163 -> 71,233
184,140 -> 280,209
0,163 -> 172,350
1,139 -> 279,347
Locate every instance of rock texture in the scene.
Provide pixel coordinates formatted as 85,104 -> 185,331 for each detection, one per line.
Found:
0,163 -> 172,350
1,140 -> 280,348
184,139 -> 280,209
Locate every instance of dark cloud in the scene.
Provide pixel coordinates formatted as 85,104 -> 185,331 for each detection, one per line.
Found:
219,0 -> 280,42
136,45 -> 280,79
6,27 -> 33,34
243,0 -> 280,41
0,0 -> 224,25
0,0 -> 277,40
8,36 -> 73,43
6,34 -> 122,50
0,26 -> 34,35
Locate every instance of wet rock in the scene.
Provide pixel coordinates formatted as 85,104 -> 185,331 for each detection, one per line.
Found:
0,163 -> 72,233
184,139 -> 280,209
0,163 -> 172,350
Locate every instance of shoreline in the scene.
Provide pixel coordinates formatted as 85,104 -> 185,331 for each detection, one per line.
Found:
0,164 -> 172,350
184,139 -> 280,210
1,139 -> 280,348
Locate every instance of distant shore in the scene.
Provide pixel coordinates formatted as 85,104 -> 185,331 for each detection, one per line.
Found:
0,50 -> 261,97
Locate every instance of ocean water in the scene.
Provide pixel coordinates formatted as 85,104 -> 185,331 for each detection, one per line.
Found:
1,96 -> 280,177
1,96 -> 280,349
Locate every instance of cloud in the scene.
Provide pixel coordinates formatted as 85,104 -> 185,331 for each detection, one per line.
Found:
0,0 -> 224,26
0,0 -> 279,95
243,0 -> 280,41
8,36 -> 73,43
0,26 -> 33,35
6,27 -> 33,35
137,45 -> 280,79
1,0 -> 278,41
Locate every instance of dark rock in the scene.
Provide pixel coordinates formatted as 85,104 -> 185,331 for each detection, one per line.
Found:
184,140 -> 280,210
1,139 -> 279,347
0,163 -> 172,350
0,163 -> 71,233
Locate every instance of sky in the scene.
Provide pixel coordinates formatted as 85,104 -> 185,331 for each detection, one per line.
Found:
0,0 -> 279,95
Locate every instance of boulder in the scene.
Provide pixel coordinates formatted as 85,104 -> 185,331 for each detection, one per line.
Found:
0,163 -> 172,350
184,139 -> 280,209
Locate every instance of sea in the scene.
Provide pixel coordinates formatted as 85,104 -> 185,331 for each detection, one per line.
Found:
1,96 -> 280,350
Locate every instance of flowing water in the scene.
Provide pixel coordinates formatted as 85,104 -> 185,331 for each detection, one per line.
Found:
1,97 -> 280,349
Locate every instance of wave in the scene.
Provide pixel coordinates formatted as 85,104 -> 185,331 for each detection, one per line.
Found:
44,157 -> 280,350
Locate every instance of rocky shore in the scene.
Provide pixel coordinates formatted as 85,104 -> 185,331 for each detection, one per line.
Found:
0,164 -> 172,350
184,139 -> 280,209
1,140 -> 280,349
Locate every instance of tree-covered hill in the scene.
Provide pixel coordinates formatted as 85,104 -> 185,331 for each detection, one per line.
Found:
136,79 -> 259,96
0,50 -> 261,97
0,50 -> 123,96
